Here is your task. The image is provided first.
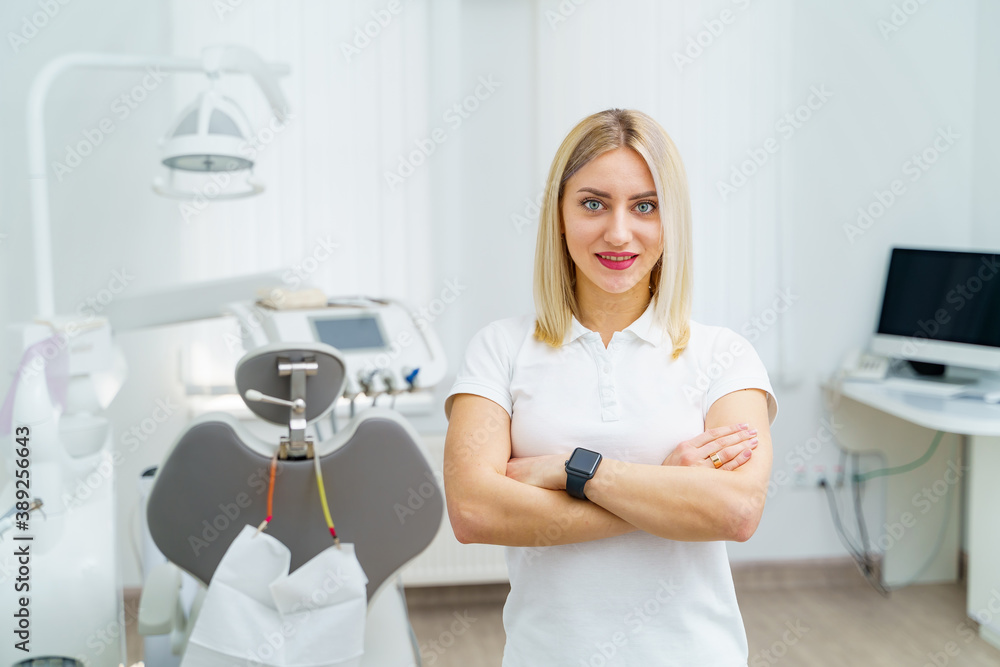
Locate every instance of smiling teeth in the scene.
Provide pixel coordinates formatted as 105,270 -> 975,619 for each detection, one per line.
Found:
598,255 -> 636,261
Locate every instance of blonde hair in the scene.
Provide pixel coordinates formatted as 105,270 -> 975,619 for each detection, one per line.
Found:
532,108 -> 693,359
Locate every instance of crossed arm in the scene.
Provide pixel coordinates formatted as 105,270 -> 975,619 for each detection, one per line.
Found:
443,388 -> 772,546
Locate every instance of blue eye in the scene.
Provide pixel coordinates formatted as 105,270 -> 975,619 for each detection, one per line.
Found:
583,199 -> 602,211
635,201 -> 656,214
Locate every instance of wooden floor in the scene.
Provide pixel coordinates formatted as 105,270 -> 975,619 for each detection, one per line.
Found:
124,560 -> 1000,666
401,563 -> 1000,667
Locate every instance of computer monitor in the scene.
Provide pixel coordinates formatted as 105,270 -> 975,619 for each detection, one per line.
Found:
870,247 -> 1000,371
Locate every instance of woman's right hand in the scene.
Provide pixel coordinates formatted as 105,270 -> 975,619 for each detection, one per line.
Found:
661,424 -> 758,471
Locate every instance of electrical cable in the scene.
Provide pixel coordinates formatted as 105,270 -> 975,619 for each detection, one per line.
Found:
851,453 -> 888,596
840,433 -> 958,595
822,446 -> 886,595
313,451 -> 340,547
874,441 -> 960,592
254,451 -> 278,536
854,431 -> 944,483
880,479 -> 955,591
821,476 -> 864,562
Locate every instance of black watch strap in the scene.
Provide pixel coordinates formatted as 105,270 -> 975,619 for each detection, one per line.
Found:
566,470 -> 590,500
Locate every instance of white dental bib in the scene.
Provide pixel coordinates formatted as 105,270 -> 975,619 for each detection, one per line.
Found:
181,524 -> 368,667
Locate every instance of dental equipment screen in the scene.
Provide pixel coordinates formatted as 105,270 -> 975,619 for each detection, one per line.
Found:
876,248 -> 1000,348
312,315 -> 387,350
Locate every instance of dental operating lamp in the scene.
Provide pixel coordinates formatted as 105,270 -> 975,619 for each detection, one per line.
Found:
26,45 -> 290,319
8,45 -> 290,667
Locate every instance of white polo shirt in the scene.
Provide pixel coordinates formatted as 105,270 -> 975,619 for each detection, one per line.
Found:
444,299 -> 778,667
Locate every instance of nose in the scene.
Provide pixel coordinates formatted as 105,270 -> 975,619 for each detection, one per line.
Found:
604,207 -> 632,246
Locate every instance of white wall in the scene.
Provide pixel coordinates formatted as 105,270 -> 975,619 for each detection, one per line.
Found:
442,0 -> 983,563
767,0 -> 979,561
971,0 -> 1000,249
0,0 -> 178,590
0,0 -> 992,590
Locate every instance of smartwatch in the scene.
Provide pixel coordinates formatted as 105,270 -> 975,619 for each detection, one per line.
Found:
565,447 -> 602,500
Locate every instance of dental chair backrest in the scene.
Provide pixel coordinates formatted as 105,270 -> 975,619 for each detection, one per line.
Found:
145,342 -> 444,602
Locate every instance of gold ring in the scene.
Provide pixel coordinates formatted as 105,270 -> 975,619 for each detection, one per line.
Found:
710,452 -> 723,469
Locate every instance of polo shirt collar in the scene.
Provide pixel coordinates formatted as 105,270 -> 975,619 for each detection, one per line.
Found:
563,299 -> 663,346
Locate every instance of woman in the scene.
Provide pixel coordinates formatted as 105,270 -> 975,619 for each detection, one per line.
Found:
443,108 -> 778,666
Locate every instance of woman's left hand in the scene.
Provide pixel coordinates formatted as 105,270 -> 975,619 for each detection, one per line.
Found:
506,453 -> 571,490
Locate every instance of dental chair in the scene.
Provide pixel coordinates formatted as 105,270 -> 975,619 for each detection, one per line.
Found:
137,341 -> 444,666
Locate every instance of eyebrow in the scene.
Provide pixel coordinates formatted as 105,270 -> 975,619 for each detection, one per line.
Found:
577,187 -> 657,200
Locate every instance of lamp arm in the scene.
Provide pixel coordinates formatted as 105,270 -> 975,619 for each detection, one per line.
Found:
26,50 -> 290,319
201,45 -> 291,122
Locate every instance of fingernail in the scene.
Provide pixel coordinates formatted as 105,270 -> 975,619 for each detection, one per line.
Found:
738,423 -> 749,429
749,438 -> 758,445
743,449 -> 752,458
748,428 -> 757,436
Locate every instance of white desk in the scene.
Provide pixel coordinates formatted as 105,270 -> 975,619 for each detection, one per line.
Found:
822,378 -> 1000,649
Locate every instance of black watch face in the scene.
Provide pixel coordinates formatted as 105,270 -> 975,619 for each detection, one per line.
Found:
568,448 -> 601,476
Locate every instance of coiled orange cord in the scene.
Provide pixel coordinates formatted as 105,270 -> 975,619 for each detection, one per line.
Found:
254,451 -> 278,536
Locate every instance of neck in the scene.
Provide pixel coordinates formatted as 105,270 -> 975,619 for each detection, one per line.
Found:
575,279 -> 652,334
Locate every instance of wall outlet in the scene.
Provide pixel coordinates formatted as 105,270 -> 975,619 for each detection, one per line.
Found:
811,464 -> 828,487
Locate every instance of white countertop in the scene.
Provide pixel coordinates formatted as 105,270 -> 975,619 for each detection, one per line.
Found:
823,378 -> 1000,437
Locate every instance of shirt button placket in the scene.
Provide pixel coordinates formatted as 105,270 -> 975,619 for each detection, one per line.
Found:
593,338 -> 619,421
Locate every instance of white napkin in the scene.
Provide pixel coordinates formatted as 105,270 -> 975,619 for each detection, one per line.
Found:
181,525 -> 368,667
